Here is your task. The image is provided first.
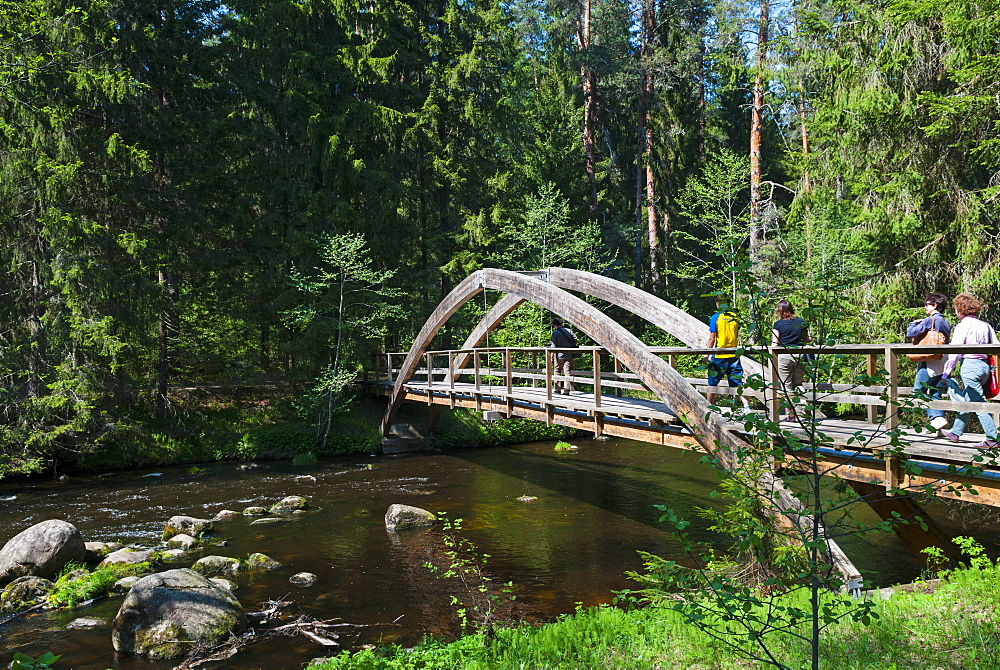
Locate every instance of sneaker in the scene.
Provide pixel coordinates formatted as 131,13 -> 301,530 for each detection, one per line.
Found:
974,439 -> 1000,449
942,430 -> 961,443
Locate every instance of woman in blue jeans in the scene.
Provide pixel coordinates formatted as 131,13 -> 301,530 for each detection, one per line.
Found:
906,293 -> 951,431
941,292 -> 998,449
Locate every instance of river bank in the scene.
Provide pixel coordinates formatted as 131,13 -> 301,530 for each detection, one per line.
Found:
3,390 -> 577,481
313,559 -> 1000,669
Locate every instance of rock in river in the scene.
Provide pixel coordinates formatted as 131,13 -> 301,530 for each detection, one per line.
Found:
385,504 -> 438,531
0,576 -> 54,610
289,572 -> 317,587
112,568 -> 247,658
166,534 -> 198,550
270,495 -> 308,514
0,519 -> 86,586
192,555 -> 242,575
245,553 -> 281,571
84,541 -> 124,563
99,549 -> 157,571
161,516 -> 213,541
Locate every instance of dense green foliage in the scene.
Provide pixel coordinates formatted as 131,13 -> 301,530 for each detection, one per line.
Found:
1,0 -> 998,473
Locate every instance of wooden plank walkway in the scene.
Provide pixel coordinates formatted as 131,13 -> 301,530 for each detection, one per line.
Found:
379,379 -> 1000,506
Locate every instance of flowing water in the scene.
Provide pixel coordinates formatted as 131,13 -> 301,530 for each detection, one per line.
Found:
1,437 -> 998,669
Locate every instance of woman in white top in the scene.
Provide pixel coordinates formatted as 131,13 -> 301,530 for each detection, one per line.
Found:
941,292 -> 998,448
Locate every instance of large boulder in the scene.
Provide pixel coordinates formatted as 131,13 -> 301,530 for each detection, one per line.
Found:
0,520 -> 85,586
270,496 -> 308,514
0,576 -> 54,611
162,516 -> 213,541
112,568 -> 246,658
385,504 -> 437,531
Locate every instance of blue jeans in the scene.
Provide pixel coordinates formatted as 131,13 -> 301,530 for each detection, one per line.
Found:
913,365 -> 945,420
947,358 -> 997,439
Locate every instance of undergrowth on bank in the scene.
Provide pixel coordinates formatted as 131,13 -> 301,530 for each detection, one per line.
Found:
433,407 -> 576,449
19,391 -> 570,479
313,560 -> 1000,670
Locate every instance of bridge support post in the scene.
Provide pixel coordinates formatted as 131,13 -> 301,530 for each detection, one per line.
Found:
848,480 -> 960,561
866,354 -> 879,423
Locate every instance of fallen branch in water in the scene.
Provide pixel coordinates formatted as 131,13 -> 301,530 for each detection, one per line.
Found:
0,604 -> 45,627
173,601 -> 404,669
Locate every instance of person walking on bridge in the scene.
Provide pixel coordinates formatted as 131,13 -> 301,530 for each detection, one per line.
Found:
940,292 -> 998,449
772,299 -> 811,421
906,293 -> 951,433
549,317 -> 578,395
705,297 -> 744,405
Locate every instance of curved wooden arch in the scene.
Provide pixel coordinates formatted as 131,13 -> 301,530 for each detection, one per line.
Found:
448,268 -> 764,380
382,268 -> 860,583
385,268 -> 735,464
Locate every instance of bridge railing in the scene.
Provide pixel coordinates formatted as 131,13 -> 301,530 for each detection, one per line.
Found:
379,343 -> 1000,429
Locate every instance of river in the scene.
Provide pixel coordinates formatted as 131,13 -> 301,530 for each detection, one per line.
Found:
1,437 -> 995,669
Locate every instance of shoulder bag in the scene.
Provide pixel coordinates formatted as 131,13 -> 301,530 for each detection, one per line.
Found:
986,325 -> 1000,400
907,315 -> 945,361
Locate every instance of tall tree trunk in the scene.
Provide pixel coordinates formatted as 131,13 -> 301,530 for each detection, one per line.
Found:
579,0 -> 598,212
634,1 -> 661,292
634,31 -> 646,289
641,2 -> 661,292
698,37 -> 707,164
793,8 -> 812,267
27,251 -> 46,398
155,267 -> 177,417
749,0 -> 770,254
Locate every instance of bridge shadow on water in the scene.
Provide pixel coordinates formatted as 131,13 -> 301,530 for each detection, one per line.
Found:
451,439 -> 727,536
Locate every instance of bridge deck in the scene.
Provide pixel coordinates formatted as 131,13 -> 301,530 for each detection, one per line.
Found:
380,379 -> 1000,505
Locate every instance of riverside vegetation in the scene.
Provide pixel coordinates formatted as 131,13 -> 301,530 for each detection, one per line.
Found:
313,544 -> 1000,670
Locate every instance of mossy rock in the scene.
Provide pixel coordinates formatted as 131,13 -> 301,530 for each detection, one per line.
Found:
269,496 -> 308,514
245,553 -> 282,571
191,555 -> 242,576
0,576 -> 54,610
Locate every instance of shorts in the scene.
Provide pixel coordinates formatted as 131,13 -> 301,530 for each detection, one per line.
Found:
707,357 -> 744,387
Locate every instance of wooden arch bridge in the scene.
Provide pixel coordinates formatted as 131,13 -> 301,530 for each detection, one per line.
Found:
375,267 -> 1000,585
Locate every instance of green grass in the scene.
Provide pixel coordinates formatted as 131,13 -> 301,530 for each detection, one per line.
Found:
47,564 -> 120,608
312,562 -> 1000,670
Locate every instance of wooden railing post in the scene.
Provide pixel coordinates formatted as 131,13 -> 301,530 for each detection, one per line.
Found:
593,349 -> 602,408
474,350 -> 481,392
545,349 -> 553,401
885,346 -> 899,432
505,348 -> 513,396
769,349 -> 781,423
866,353 -> 878,423
426,352 -> 433,388
668,354 -> 677,369
448,351 -> 456,390
387,353 -> 394,384
613,358 -> 622,397
531,351 -> 538,388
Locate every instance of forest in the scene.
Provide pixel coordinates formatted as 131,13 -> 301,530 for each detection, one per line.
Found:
2,0 -> 999,475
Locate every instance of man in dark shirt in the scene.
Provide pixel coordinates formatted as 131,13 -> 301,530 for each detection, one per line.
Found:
549,318 -> 578,395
